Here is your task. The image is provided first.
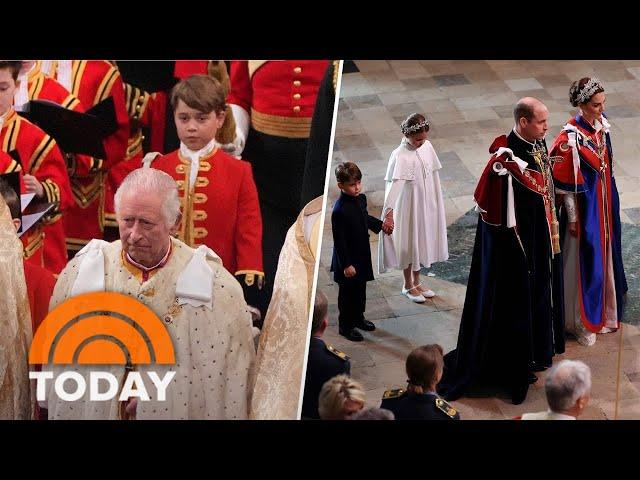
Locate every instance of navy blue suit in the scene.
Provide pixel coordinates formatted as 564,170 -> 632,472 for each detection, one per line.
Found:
331,192 -> 382,332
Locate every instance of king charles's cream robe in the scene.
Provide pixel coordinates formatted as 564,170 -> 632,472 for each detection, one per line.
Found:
45,237 -> 255,420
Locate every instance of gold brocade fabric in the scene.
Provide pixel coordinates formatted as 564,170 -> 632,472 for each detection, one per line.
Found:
46,237 -> 255,420
0,196 -> 34,419
250,196 -> 323,419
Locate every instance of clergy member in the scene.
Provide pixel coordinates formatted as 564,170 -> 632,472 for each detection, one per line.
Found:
0,194 -> 34,419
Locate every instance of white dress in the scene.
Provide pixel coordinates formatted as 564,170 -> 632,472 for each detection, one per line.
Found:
378,139 -> 448,273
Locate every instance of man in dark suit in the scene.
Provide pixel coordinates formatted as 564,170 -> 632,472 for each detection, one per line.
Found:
331,162 -> 392,341
301,290 -> 351,419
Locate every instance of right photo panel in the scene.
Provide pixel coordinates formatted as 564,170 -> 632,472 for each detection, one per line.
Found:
306,60 -> 639,420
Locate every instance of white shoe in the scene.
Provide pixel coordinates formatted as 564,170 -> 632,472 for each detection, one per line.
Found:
402,287 -> 426,303
414,283 -> 436,298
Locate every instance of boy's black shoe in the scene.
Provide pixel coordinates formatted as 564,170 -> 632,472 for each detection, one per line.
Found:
339,328 -> 364,342
355,320 -> 376,331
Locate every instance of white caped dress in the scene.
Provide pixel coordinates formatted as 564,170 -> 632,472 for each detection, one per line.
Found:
378,138 -> 448,273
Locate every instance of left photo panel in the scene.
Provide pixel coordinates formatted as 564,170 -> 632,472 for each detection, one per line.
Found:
0,60 -> 341,420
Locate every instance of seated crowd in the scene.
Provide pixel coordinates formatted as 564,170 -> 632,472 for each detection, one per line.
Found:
303,290 -> 593,421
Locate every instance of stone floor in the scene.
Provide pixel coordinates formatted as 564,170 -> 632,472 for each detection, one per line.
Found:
318,60 -> 640,420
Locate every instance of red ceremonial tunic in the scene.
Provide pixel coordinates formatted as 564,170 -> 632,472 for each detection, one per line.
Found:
1,108 -> 72,273
149,147 -> 263,278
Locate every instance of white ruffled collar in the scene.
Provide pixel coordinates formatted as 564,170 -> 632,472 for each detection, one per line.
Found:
179,137 -> 217,160
179,137 -> 217,188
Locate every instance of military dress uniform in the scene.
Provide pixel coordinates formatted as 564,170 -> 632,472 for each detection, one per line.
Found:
228,60 -> 330,316
121,82 -> 166,155
102,82 -> 166,241
381,389 -> 460,420
301,337 -> 351,419
0,108 -> 72,274
21,61 -> 87,274
23,61 -> 82,110
146,147 -> 264,289
46,60 -> 130,257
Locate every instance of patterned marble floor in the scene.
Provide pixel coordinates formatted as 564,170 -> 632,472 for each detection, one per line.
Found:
318,60 -> 640,420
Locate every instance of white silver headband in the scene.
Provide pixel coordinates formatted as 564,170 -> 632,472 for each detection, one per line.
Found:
576,77 -> 604,104
401,119 -> 429,135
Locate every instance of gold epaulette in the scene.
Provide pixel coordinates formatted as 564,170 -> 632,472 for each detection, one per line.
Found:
326,344 -> 349,361
435,397 -> 458,419
382,388 -> 405,400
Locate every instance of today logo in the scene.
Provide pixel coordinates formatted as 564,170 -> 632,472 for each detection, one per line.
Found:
29,292 -> 176,402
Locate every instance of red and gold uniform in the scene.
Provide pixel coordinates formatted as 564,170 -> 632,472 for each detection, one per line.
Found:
121,82 -> 168,155
36,60 -> 109,178
23,61 -> 88,273
148,147 -> 263,281
228,60 -> 329,135
0,149 -> 34,263
227,60 -> 329,314
25,61 -> 82,110
0,150 -> 25,189
0,108 -> 72,273
103,82 -> 166,237
47,60 -> 129,255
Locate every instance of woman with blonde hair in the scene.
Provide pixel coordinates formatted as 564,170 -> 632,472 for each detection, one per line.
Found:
318,374 -> 365,420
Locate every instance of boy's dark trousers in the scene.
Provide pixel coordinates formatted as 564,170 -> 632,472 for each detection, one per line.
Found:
337,279 -> 367,333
